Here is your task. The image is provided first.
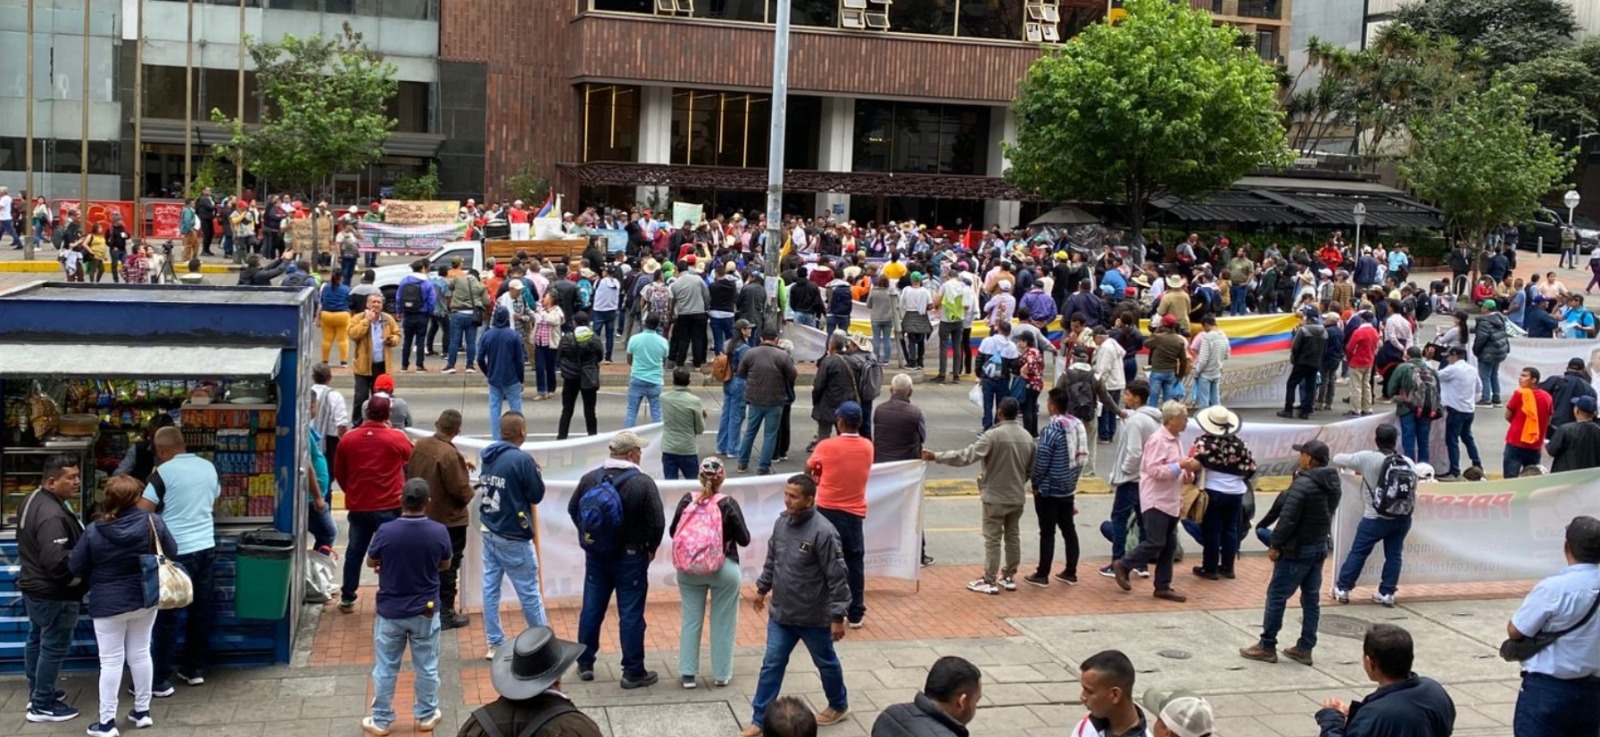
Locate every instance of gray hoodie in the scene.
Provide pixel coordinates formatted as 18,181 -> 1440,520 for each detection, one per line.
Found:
756,506 -> 850,628
1110,404 -> 1163,485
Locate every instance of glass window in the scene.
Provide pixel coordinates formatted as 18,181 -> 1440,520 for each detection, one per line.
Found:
1238,0 -> 1281,19
890,0 -> 955,35
271,0 -> 324,10
958,0 -> 1023,40
144,65 -> 199,120
583,84 -> 641,162
592,0 -> 654,11
852,100 -> 988,175
695,0 -> 766,22
668,90 -> 816,169
1255,28 -> 1279,62
853,100 -> 892,173
44,140 -> 120,176
779,0 -> 837,28
385,80 -> 431,133
202,69 -> 261,124
783,96 -> 820,169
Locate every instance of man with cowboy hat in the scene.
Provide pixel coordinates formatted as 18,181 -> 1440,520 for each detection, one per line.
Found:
460,627 -> 602,737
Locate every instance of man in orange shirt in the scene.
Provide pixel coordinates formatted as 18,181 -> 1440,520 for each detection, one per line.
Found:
1504,367 -> 1554,478
806,401 -> 874,629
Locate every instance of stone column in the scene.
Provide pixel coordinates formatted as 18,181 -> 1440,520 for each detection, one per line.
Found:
636,86 -> 673,208
816,96 -> 855,220
983,106 -> 1020,230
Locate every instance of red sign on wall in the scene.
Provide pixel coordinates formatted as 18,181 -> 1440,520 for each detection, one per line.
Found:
148,203 -> 185,240
56,200 -> 137,235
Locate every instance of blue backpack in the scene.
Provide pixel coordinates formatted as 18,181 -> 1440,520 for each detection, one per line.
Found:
577,468 -> 637,553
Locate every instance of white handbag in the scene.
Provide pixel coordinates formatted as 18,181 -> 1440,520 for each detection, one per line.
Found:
149,516 -> 194,610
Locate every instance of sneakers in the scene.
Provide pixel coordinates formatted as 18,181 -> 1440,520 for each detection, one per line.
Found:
441,368 -> 457,375
419,710 -> 444,732
1283,646 -> 1315,666
485,644 -> 498,661
1097,565 -> 1117,578
681,675 -> 698,689
736,465 -> 749,474
815,708 -> 849,727
1372,592 -> 1396,608
999,577 -> 1018,591
1022,573 -> 1051,588
128,710 -> 153,729
176,671 -> 204,686
578,668 -> 595,682
441,611 -> 470,630
620,670 -> 659,689
713,679 -> 731,687
1136,568 -> 1150,579
86,720 -> 120,737
150,681 -> 175,698
361,717 -> 392,736
1239,644 -> 1277,663
25,689 -> 69,711
921,554 -> 935,567
337,597 -> 356,614
847,616 -> 864,629
1332,587 -> 1351,604
26,701 -> 80,723
466,368 -> 477,374
1054,572 -> 1078,586
966,578 -> 1001,595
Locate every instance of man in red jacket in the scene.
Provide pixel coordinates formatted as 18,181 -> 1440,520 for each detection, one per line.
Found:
332,395 -> 414,612
1345,311 -> 1379,416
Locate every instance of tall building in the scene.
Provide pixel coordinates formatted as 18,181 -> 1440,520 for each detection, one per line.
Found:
0,0 -> 1292,229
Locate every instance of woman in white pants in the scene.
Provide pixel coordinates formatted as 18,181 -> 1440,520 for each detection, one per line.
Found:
70,476 -> 178,737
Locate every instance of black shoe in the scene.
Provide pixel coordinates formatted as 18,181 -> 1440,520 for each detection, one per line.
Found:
1022,573 -> 1050,588
1275,410 -> 1295,419
921,555 -> 935,567
1192,566 -> 1220,581
621,670 -> 659,689
441,611 -> 470,630
1219,569 -> 1236,579
578,668 -> 595,682
1296,412 -> 1311,420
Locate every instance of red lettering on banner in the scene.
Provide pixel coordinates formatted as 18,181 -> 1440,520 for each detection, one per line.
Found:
1414,492 -> 1515,521
56,200 -> 136,235
149,203 -> 184,240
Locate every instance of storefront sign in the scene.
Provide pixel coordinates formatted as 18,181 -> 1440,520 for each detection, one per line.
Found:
355,221 -> 468,255
381,200 -> 460,226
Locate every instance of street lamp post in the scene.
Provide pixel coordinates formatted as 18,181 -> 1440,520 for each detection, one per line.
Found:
1565,189 -> 1581,229
1353,202 -> 1366,253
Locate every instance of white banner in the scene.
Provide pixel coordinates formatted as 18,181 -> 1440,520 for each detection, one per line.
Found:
784,322 -> 829,363
456,460 -> 926,610
1331,468 -> 1590,585
1500,338 -> 1600,391
1216,360 -> 1294,408
403,424 -> 664,481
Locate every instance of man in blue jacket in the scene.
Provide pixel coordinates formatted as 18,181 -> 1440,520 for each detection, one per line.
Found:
478,306 -> 526,441
1314,623 -> 1454,737
478,412 -> 548,662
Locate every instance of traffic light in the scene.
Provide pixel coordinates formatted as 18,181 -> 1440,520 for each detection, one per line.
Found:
1108,0 -> 1127,24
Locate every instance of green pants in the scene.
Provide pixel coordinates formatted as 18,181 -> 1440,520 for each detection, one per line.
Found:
677,559 -> 742,682
981,501 -> 1025,583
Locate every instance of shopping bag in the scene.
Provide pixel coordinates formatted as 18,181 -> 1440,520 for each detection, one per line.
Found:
304,549 -> 338,604
144,516 -> 193,610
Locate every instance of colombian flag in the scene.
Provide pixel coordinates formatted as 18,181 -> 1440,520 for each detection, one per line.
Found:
534,193 -> 554,218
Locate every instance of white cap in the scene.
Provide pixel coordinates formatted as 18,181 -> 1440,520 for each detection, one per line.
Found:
1159,696 -> 1214,737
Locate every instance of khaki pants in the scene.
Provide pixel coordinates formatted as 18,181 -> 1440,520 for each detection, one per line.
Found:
1350,366 -> 1374,413
181,231 -> 200,262
981,501 -> 1025,583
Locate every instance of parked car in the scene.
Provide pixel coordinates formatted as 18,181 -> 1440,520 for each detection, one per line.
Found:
1518,208 -> 1600,250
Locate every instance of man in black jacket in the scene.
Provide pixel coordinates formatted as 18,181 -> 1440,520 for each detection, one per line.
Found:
1547,396 -> 1600,473
1279,307 -> 1329,420
195,186 -> 217,256
18,455 -> 87,722
1242,440 -> 1339,667
1538,359 -> 1597,431
239,250 -> 293,286
1314,623 -> 1455,737
789,275 -> 825,329
871,656 -> 981,737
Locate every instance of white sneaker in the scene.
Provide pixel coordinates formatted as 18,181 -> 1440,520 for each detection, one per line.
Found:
466,368 -> 477,374
1372,592 -> 1396,608
361,717 -> 392,736
485,644 -> 497,661
1135,568 -> 1151,579
1332,587 -> 1351,604
966,579 -> 1000,595
419,710 -> 444,732
999,577 -> 1018,591
441,368 -> 456,375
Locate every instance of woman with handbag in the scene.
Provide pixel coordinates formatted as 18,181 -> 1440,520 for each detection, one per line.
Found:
69,476 -> 180,737
1189,406 -> 1257,581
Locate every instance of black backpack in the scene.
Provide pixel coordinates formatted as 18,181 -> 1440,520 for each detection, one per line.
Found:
1065,369 -> 1096,423
399,278 -> 425,313
1372,452 -> 1417,517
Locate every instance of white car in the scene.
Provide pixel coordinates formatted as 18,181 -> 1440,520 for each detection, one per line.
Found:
371,240 -> 487,310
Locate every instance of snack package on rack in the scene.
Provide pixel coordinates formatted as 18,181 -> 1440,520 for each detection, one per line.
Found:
28,381 -> 61,439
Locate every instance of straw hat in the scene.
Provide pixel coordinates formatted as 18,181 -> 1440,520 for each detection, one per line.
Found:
1197,405 -> 1240,436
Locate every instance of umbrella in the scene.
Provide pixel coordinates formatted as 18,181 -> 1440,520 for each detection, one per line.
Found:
1029,205 -> 1099,227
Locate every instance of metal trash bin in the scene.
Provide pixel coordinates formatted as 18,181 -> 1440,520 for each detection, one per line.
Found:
235,529 -> 296,620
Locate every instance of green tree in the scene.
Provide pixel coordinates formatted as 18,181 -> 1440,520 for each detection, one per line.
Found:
211,23 -> 397,197
1392,0 -> 1578,72
1003,0 -> 1290,244
503,164 -> 549,207
1499,38 -> 1600,184
391,162 -> 441,200
1402,82 -> 1571,270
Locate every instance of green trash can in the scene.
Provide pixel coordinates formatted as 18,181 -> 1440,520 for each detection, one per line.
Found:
235,529 -> 296,620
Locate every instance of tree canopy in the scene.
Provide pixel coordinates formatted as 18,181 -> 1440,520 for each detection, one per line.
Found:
211,23 -> 397,197
1391,0 -> 1578,72
1003,0 -> 1288,242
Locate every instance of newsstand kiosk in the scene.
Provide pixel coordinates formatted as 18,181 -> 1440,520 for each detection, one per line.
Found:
0,282 -> 316,670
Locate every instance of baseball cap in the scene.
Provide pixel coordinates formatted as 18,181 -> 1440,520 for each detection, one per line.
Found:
835,401 -> 863,426
1483,299 -> 1497,310
1160,314 -> 1178,328
1322,312 -> 1340,323
1292,439 -> 1330,465
684,255 -> 697,265
608,431 -> 645,454
402,478 -> 431,509
364,395 -> 392,421
1569,358 -> 1586,371
1142,690 -> 1213,737
1447,345 -> 1468,358
374,374 -> 395,393
1575,395 -> 1597,414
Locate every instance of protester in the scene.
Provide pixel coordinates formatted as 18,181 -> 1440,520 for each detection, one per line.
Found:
19,456 -> 86,723
349,292 -> 401,411
1145,315 -> 1188,406
332,396 -> 413,614
398,260 -> 439,373
662,366 -> 708,479
1070,650 -> 1150,737
409,410 -> 473,630
1313,623 -> 1455,737
926,397 -> 1035,596
557,312 -> 604,439
478,412 -> 550,660
1279,307 -> 1328,420
624,314 -> 670,427
362,480 -> 452,736
1471,304 -> 1511,407
738,326 -> 799,475
717,319 -> 756,455
670,457 -> 751,688
1242,440 -> 1338,666
1546,396 -> 1600,473
870,656 -> 982,737
359,373 -> 415,429
1537,358 -> 1597,431
1504,515 -> 1600,736
568,431 -> 665,687
1385,346 -> 1439,464
460,627 -> 604,737
1436,346 -> 1483,480
1190,406 -> 1256,580
807,401 -> 874,627
1099,380 -> 1157,580
1111,401 -> 1193,602
762,697 -> 821,737
139,426 -> 221,691
1026,388 -> 1088,588
1504,367 -> 1554,478
1330,425 -> 1416,608
742,474 -> 852,737
478,306 -> 527,441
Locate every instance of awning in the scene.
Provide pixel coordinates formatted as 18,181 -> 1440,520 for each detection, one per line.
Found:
0,344 -> 281,379
1150,175 -> 1444,229
1029,205 -> 1099,226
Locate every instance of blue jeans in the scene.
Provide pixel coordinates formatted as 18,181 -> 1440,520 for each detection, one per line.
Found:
0,217 -> 17,245
663,452 -> 699,480
340,256 -> 357,284
980,376 -> 1004,429
1199,490 -> 1244,574
308,503 -> 338,550
795,313 -> 818,329
710,315 -> 734,356
738,403 -> 783,471
1397,411 -> 1431,463
1478,358 -> 1502,403
1335,515 -> 1411,596
826,314 -> 851,336
717,378 -> 747,456
1515,672 -> 1600,737
1097,393 -> 1121,441
749,619 -> 849,728
1444,408 -> 1481,475
481,532 -> 549,648
1148,370 -> 1182,405
369,613 -> 440,728
576,549 -> 651,678
594,310 -> 619,360
153,547 -> 216,682
1504,445 -> 1542,480
488,382 -> 523,441
24,596 -> 81,707
1258,545 -> 1326,652
446,312 -> 478,370
1191,376 -> 1220,409
624,379 -> 662,427
1230,285 -> 1248,315
818,508 -> 866,622
872,321 -> 893,362
535,345 -> 558,394
342,510 -> 399,601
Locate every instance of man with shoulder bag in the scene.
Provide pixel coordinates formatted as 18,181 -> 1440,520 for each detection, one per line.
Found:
1502,515 -> 1600,737
1330,425 -> 1416,608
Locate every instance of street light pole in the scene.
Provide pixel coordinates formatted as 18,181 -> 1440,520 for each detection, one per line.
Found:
1353,202 -> 1366,253
762,0 -> 792,331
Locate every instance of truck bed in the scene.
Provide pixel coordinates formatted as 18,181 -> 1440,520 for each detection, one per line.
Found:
485,238 -> 588,264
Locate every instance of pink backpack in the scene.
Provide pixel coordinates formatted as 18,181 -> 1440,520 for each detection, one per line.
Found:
672,494 -> 727,576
